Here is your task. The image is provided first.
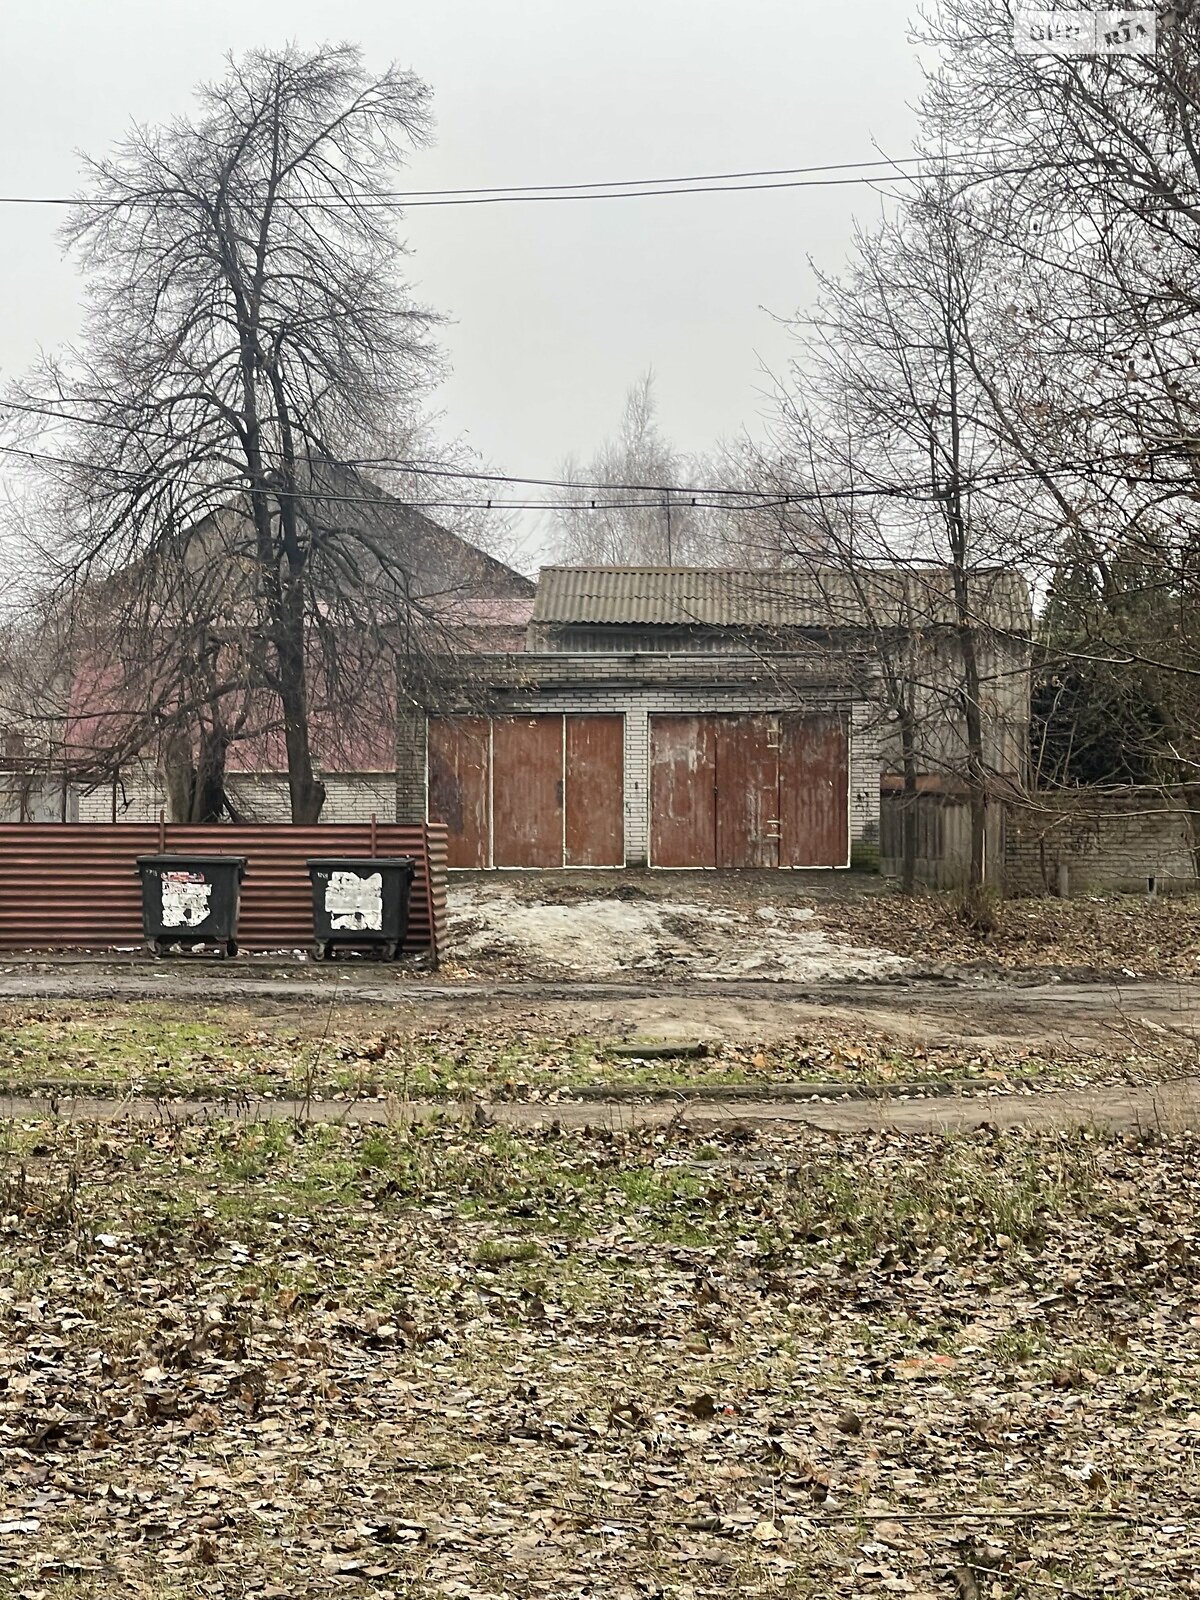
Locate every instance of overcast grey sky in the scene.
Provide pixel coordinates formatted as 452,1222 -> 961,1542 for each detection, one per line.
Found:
0,0 -> 928,564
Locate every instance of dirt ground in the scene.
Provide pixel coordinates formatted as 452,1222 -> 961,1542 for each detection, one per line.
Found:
443,872 -> 1200,984
3,1110 -> 1199,1598
4,1075 -> 1199,1135
446,877 -> 910,983
1,979 -> 1199,1107
5,880 -> 1200,1597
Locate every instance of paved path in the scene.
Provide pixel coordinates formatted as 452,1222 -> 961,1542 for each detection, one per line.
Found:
4,1078 -> 1198,1134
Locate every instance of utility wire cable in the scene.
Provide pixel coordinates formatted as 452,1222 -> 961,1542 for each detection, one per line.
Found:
362,152 -> 998,198
0,439 -> 1180,513
0,155 -> 1056,209
0,400 -> 1170,504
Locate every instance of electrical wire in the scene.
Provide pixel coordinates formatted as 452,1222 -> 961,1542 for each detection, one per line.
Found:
363,152 -> 1000,198
0,438 -> 1181,514
0,400 -> 1174,505
0,155 -> 1051,210
361,168 -> 1033,207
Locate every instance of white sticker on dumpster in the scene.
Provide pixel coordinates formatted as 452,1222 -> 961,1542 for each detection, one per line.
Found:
161,871 -> 212,928
325,871 -> 383,931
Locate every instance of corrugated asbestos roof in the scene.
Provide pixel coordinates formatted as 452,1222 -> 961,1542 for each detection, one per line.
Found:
532,565 -> 1032,632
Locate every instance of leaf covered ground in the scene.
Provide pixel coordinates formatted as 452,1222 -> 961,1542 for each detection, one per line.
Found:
825,891 -> 1200,981
2,1111 -> 1199,1598
0,1001 -> 1186,1103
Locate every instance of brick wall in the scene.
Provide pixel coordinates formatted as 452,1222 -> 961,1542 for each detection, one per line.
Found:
394,708 -> 427,824
439,651 -> 862,696
849,702 -> 883,868
78,765 -> 165,823
1005,790 -> 1199,894
79,769 -> 398,826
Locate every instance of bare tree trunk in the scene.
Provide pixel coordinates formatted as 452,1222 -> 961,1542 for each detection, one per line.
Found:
899,716 -> 919,895
194,725 -> 232,823
955,582 -> 989,889
942,254 -> 989,894
161,728 -> 196,823
276,592 -> 326,823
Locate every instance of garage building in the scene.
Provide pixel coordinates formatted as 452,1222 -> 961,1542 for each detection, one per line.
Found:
418,567 -> 897,870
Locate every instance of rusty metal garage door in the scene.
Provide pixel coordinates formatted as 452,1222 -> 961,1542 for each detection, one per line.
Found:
649,713 -> 848,868
564,715 -> 625,867
428,715 -> 624,868
777,713 -> 849,867
428,717 -> 490,868
492,716 -> 564,868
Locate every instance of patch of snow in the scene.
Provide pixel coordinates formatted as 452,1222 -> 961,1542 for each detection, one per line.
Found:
447,887 -> 910,983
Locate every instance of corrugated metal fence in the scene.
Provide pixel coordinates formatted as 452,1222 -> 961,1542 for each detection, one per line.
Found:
879,793 -> 1005,889
0,824 -> 448,957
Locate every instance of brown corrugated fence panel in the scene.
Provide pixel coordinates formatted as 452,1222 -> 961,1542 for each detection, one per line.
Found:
0,824 -> 449,956
422,824 -> 449,956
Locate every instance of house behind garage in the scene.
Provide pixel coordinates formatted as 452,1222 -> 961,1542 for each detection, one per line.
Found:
420,564 -> 1032,872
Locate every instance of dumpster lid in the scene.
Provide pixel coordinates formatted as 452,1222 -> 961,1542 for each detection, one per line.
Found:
136,854 -> 249,868
306,857 -> 415,872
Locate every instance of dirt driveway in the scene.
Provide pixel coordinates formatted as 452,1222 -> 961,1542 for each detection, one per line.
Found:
5,1073 -> 1199,1135
2,874 -> 1199,1076
0,965 -> 1198,1083
443,870 -> 1200,983
447,872 -> 912,982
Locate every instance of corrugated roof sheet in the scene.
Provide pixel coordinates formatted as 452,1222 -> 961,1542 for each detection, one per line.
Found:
532,565 -> 1032,632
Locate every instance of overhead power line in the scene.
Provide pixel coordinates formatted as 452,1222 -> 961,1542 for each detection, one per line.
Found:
0,438 -> 1181,515
0,152 -> 1046,209
366,153 -> 991,198
369,168 -> 1028,207
1,398 -> 1156,505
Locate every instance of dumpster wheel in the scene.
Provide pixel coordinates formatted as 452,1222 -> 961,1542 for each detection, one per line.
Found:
313,941 -> 332,962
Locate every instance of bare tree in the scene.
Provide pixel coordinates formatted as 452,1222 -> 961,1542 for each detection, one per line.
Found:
7,44 -> 446,821
548,373 -> 720,565
772,187 -> 1031,890
917,0 -> 1200,761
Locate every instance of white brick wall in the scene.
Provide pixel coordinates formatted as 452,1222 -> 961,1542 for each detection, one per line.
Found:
78,770 -> 397,824
850,701 -> 883,861
322,776 -> 397,824
78,764 -> 165,823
